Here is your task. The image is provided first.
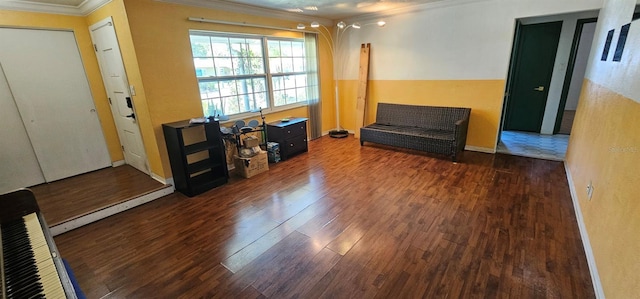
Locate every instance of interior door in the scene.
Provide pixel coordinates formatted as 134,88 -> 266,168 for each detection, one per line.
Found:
90,17 -> 148,174
0,63 -> 45,193
504,21 -> 563,132
0,28 -> 112,182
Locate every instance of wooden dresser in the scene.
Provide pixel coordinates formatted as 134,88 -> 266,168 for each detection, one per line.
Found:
267,118 -> 308,161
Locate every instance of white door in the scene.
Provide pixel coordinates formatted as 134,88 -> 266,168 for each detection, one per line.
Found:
0,28 -> 112,183
0,62 -> 45,193
89,17 -> 148,174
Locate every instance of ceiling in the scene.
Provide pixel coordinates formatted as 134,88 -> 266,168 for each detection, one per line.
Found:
0,0 -> 109,15
1,0 -> 449,19
216,0 -> 445,19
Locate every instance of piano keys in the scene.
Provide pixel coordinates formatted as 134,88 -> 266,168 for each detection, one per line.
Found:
1,189 -> 77,299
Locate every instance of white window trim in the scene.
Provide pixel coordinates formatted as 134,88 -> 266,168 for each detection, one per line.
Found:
190,30 -> 313,119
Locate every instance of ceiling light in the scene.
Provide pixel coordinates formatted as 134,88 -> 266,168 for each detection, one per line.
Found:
286,8 -> 303,13
305,6 -> 318,11
297,23 -> 306,30
311,21 -> 320,28
352,22 -> 361,29
337,21 -> 346,29
377,21 -> 386,27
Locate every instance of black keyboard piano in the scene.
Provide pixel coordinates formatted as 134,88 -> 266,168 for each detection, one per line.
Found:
1,189 -> 77,298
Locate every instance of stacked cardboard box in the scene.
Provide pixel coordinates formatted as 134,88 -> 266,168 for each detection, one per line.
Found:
234,151 -> 268,178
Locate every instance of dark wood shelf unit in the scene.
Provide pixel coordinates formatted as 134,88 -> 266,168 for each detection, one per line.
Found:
163,119 -> 229,197
267,118 -> 308,161
185,141 -> 218,155
187,158 -> 223,174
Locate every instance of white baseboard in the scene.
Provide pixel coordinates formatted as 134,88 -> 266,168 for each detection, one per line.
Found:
465,145 -> 496,153
151,172 -> 174,188
564,163 -> 605,298
112,160 -> 125,167
50,185 -> 174,236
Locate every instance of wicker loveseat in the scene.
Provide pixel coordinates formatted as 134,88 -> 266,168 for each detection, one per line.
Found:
360,103 -> 471,161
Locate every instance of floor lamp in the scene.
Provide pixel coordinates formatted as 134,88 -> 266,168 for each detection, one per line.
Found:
299,20 -> 386,138
299,21 -> 360,138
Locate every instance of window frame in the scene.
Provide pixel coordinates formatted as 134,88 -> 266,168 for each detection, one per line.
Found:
189,30 -> 311,120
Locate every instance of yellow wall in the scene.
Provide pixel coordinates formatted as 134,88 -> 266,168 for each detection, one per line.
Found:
564,1 -> 640,297
567,79 -> 640,298
566,80 -> 640,297
0,9 -> 123,162
338,79 -> 505,149
108,0 -> 334,179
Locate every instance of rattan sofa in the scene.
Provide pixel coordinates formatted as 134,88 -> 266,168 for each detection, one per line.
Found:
360,103 -> 471,161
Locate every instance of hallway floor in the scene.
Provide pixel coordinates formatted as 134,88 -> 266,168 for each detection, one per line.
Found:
497,130 -> 569,161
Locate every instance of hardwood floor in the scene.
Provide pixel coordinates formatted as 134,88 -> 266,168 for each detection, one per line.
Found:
31,165 -> 166,226
53,136 -> 594,298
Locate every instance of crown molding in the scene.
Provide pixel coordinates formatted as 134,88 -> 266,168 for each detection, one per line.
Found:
344,0 -> 492,23
0,0 -> 111,16
157,0 -> 333,26
79,0 -> 112,15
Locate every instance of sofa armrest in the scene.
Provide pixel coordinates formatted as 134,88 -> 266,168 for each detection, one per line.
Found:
454,116 -> 470,151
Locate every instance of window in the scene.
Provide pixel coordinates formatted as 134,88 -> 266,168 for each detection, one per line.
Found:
190,32 -> 317,118
268,39 -> 309,106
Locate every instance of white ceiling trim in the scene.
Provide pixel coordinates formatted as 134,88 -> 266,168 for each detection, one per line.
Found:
79,0 -> 112,15
157,0 -> 333,26
0,0 -> 111,16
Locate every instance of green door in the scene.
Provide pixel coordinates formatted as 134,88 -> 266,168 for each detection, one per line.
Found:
505,21 -> 562,132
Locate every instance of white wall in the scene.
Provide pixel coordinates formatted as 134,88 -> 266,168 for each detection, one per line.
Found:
339,0 -> 604,81
587,1 -> 640,102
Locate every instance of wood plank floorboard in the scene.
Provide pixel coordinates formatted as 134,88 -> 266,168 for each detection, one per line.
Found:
53,136 -> 595,298
31,165 -> 165,226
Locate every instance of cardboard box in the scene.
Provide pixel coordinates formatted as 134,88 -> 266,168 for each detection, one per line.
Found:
234,151 -> 268,178
243,136 -> 260,148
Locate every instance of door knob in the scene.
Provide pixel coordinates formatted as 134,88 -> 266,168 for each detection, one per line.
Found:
533,86 -> 545,91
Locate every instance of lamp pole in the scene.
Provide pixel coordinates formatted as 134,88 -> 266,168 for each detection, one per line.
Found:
303,20 -> 384,138
311,21 -> 359,138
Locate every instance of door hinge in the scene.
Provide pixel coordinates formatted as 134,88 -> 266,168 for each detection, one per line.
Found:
121,145 -> 125,151
108,97 -> 112,105
94,44 -> 98,52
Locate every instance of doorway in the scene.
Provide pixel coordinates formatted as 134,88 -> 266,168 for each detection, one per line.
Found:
554,19 -> 598,135
504,21 -> 562,132
89,17 -> 149,174
499,14 -> 598,161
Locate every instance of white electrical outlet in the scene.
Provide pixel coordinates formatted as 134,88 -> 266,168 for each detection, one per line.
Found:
586,181 -> 594,200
